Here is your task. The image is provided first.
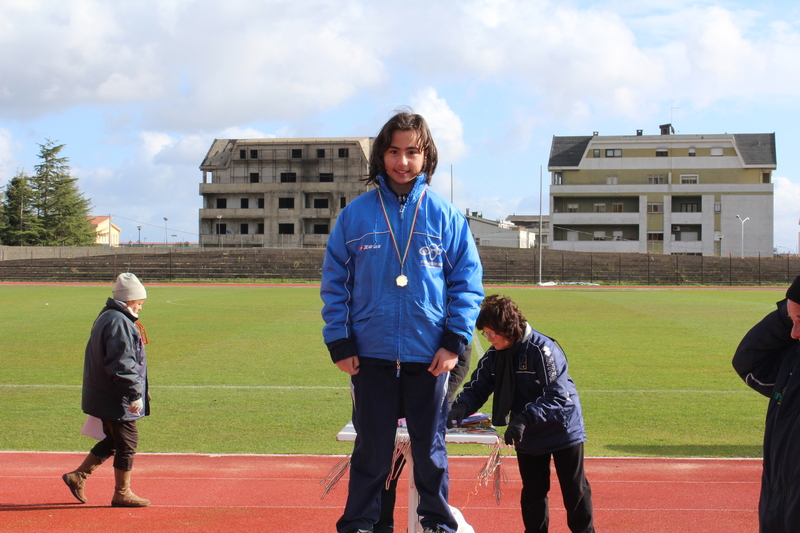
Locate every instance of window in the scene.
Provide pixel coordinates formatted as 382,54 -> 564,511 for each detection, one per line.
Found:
250,149 -> 258,159
647,232 -> 664,241
317,149 -> 326,158
541,235 -> 548,244
313,198 -> 329,209
680,203 -> 699,212
710,147 -> 723,156
567,203 -> 579,213
680,175 -> 698,184
338,148 -> 349,158
291,149 -> 302,158
656,148 -> 668,157
313,224 -> 329,234
240,223 -> 249,235
688,147 -> 696,157
593,149 -> 600,158
256,223 -> 264,235
278,223 -> 294,235
647,203 -> 664,213
593,203 -> 606,213
612,203 -> 623,213
340,197 -> 346,208
216,223 -> 226,235
605,149 -> 622,157
714,203 -> 721,213
216,198 -> 227,209
648,174 -> 665,184
278,197 -> 295,209
606,176 -> 618,185
239,149 -> 246,159
249,172 -> 259,183
280,172 -> 297,183
763,172 -> 771,183
553,172 -> 562,185
319,173 -> 334,182
240,198 -> 249,209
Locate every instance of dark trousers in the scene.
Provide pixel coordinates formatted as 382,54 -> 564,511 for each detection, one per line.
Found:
90,419 -> 139,471
337,362 -> 456,533
517,443 -> 595,533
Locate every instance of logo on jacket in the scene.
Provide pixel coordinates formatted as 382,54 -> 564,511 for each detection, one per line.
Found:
359,244 -> 381,251
419,244 -> 444,269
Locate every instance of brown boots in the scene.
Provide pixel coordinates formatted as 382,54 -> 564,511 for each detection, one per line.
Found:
62,453 -> 103,503
63,455 -> 149,507
111,468 -> 150,507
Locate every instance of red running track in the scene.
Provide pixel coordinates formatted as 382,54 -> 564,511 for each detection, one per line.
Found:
0,452 -> 760,532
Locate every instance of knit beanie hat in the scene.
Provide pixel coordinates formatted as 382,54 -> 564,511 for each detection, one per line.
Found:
787,275 -> 800,304
113,273 -> 147,301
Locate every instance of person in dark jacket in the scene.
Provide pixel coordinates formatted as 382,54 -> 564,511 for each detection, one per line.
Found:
62,273 -> 151,507
732,275 -> 800,533
449,295 -> 595,533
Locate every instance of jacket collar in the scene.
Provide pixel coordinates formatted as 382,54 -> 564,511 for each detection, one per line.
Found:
378,173 -> 428,204
104,297 -> 139,322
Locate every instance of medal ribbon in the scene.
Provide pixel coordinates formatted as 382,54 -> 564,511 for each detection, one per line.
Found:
378,186 -> 427,276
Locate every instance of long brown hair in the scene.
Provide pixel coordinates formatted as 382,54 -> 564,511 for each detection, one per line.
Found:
365,108 -> 438,186
475,295 -> 527,343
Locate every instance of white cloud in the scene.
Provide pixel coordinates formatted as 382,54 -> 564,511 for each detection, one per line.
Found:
0,128 -> 22,184
410,88 -> 466,165
773,176 -> 800,252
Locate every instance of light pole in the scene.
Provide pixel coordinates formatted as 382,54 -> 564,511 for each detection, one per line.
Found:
163,217 -> 168,247
137,226 -> 142,247
736,215 -> 749,259
217,215 -> 223,249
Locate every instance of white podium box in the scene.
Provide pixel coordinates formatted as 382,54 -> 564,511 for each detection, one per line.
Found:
336,422 -> 499,533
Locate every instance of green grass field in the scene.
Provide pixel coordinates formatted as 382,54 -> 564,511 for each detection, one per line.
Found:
0,283 -> 780,457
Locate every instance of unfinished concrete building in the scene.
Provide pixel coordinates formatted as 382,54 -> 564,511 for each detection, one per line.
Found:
199,138 -> 373,248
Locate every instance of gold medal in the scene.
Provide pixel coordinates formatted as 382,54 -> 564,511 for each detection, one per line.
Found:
396,274 -> 408,287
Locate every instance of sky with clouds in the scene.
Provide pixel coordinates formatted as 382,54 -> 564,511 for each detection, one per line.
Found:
1,0 -> 799,252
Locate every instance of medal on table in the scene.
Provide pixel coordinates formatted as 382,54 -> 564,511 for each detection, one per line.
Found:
378,187 -> 427,289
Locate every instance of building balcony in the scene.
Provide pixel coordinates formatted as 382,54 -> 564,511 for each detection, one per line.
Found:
551,212 -> 640,225
200,208 -> 265,219
669,212 -> 703,225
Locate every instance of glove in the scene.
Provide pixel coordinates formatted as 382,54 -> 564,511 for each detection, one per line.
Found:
448,404 -> 468,428
128,398 -> 143,414
504,415 -> 526,446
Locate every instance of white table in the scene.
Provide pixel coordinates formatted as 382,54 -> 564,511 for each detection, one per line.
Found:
337,421 -> 499,533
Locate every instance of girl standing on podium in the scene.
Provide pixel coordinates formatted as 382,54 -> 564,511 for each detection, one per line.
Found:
321,109 -> 483,533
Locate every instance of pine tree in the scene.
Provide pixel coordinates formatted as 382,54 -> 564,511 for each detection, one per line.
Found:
0,171 -> 42,245
29,140 -> 95,246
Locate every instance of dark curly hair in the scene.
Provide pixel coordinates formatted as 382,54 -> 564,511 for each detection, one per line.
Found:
475,294 -> 527,343
365,108 -> 438,186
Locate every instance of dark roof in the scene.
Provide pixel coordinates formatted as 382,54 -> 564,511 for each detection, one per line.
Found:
548,136 -> 592,168
733,133 -> 777,167
200,139 -> 235,169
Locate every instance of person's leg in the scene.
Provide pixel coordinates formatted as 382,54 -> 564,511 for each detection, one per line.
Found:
337,363 -> 400,533
552,443 -> 594,533
62,452 -> 104,503
516,451 -> 553,533
374,455 -> 404,533
103,420 -> 150,507
402,364 -> 457,532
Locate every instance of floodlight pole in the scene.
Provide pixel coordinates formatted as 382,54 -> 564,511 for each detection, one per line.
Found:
736,214 -> 749,259
137,226 -> 142,247
538,165 -> 543,285
163,217 -> 169,248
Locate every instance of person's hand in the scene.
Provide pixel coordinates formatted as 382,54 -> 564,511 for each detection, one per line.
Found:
504,416 -> 526,446
448,404 -> 468,428
335,356 -> 360,375
429,348 -> 458,376
128,398 -> 143,414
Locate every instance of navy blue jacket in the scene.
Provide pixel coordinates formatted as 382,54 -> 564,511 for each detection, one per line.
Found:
453,324 -> 586,456
82,298 -> 149,421
733,299 -> 800,533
